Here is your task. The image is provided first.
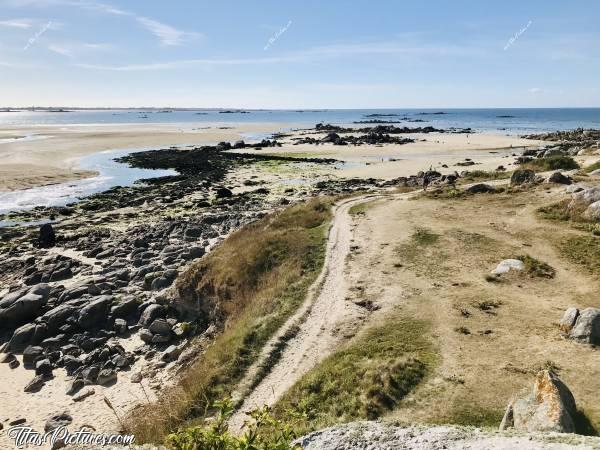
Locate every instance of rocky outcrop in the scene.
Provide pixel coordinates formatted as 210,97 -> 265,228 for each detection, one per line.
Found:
568,186 -> 600,221
560,307 -> 600,344
491,259 -> 524,275
499,370 -> 578,433
522,129 -> 600,153
296,422 -> 600,450
511,169 -> 537,186
38,223 -> 56,248
547,172 -> 572,185
466,183 -> 496,194
0,284 -> 50,327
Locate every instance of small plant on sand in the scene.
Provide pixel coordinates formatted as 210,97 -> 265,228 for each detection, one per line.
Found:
560,235 -> 600,275
514,254 -> 556,279
538,201 -> 600,235
455,326 -> 471,335
537,200 -> 572,222
473,300 -> 503,313
460,170 -> 511,183
168,398 -> 303,450
422,188 -> 465,200
412,227 -> 439,245
484,274 -> 501,283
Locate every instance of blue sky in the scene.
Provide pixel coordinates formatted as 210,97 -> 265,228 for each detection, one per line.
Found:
0,0 -> 598,108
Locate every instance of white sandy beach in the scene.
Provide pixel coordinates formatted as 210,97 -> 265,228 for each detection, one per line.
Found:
0,334 -> 160,450
241,131 -> 547,179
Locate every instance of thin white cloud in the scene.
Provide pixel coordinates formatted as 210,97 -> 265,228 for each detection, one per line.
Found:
75,56 -> 294,71
46,40 -> 112,57
529,87 -> 543,94
82,42 -> 112,50
0,18 -> 34,28
0,60 -> 38,68
136,16 -> 201,46
46,43 -> 72,56
2,0 -> 202,46
75,40 -> 481,71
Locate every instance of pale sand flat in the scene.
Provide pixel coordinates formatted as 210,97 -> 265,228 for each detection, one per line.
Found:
0,122 -> 294,192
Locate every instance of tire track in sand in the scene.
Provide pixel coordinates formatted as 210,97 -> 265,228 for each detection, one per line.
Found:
228,193 -> 389,431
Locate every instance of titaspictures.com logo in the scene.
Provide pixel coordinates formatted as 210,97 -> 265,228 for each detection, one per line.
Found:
8,425 -> 135,448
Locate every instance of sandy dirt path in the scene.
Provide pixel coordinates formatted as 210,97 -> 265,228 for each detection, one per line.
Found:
228,193 -> 401,431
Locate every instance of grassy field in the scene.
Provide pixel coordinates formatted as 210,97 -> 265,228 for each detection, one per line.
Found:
274,316 -> 437,435
124,197 -> 334,443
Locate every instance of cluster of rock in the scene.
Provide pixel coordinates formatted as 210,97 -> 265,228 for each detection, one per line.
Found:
215,139 -> 281,150
567,185 -> 600,221
385,170 -> 458,189
560,307 -> 600,344
309,122 -> 471,138
522,129 -> 600,154
0,185 -> 289,399
1,137 -> 400,412
295,131 -> 416,146
509,169 -> 573,187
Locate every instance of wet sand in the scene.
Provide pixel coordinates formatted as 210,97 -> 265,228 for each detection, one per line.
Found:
0,122 -> 292,192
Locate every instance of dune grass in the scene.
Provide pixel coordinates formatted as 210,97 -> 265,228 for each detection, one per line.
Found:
124,197 -> 333,443
584,161 -> 600,173
560,235 -> 600,275
459,170 -> 512,183
515,254 -> 556,279
537,200 -> 600,236
274,317 -> 436,435
521,156 -> 580,171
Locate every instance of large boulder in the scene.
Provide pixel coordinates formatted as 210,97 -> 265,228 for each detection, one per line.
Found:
568,308 -> 600,344
569,187 -> 600,211
548,172 -> 572,185
491,259 -> 524,275
466,183 -> 496,194
582,201 -> 600,222
559,307 -> 580,334
41,304 -> 78,332
500,370 -> 577,433
138,303 -> 166,327
511,169 -> 536,186
215,187 -> 233,199
148,318 -> 172,336
0,286 -> 49,327
77,296 -> 111,329
38,223 -> 56,248
7,323 -> 37,352
110,296 -> 139,319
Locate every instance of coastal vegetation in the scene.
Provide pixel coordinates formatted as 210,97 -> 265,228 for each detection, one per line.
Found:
521,155 -> 580,171
125,197 -> 333,442
273,317 -> 436,435
514,254 -> 556,278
